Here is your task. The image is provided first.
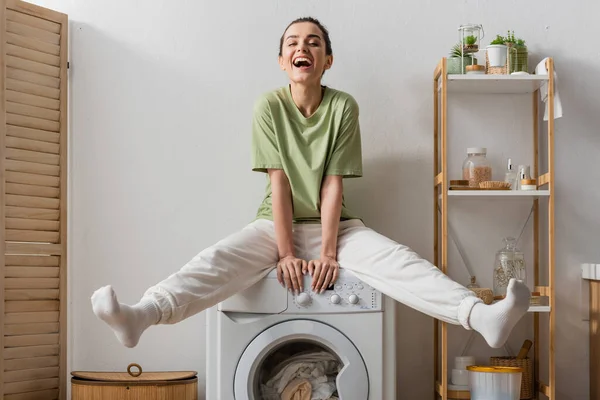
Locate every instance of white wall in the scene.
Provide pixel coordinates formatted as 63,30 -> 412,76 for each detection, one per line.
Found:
26,0 -> 600,398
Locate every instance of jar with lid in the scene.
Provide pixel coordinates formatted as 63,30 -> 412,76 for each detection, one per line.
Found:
493,237 -> 527,298
462,147 -> 492,187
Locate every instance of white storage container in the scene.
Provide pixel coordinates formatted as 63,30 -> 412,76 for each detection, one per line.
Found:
467,365 -> 522,400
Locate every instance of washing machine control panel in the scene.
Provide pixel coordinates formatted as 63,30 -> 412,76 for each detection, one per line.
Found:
288,271 -> 383,314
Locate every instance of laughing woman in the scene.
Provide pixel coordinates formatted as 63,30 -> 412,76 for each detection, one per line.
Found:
91,17 -> 530,349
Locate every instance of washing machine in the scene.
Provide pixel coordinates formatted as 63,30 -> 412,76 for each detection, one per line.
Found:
206,268 -> 396,399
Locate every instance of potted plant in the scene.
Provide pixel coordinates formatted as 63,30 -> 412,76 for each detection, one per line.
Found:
463,35 -> 478,53
447,43 -> 477,74
486,34 -> 508,67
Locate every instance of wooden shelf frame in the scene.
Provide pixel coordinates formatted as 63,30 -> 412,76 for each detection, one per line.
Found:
432,57 -> 555,400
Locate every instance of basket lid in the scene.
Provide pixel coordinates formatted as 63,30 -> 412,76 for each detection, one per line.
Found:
71,363 -> 197,382
466,365 -> 523,373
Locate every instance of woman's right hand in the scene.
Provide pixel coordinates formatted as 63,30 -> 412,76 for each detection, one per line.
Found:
277,255 -> 307,294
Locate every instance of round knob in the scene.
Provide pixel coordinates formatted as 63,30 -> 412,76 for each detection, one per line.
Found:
296,292 -> 311,307
348,294 -> 360,305
330,294 -> 342,304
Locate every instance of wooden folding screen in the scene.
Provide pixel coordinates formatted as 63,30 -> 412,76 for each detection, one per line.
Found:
1,0 -> 68,399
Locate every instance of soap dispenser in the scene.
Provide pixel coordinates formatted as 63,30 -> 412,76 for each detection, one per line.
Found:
504,158 -> 518,190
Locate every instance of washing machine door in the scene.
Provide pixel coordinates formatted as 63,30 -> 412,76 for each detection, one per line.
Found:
234,319 -> 368,400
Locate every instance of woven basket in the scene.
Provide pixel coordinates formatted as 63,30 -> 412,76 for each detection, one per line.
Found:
489,356 -> 533,399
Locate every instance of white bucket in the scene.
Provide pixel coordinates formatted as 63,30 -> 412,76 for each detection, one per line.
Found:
467,366 -> 522,400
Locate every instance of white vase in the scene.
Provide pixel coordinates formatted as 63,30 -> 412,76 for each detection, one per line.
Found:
487,44 -> 507,67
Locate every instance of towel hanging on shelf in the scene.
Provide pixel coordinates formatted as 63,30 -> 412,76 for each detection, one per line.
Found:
535,57 -> 563,121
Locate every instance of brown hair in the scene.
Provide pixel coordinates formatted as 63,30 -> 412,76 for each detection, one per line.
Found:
278,17 -> 333,57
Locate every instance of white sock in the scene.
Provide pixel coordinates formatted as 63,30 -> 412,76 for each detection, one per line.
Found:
468,279 -> 531,348
91,285 -> 160,348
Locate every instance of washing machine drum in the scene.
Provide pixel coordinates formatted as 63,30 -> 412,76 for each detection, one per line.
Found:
234,319 -> 369,399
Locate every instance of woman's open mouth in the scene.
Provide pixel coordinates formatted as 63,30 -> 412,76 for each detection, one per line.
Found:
293,57 -> 313,71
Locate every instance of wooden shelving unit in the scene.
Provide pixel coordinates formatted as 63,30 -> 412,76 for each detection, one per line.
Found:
433,57 -> 555,399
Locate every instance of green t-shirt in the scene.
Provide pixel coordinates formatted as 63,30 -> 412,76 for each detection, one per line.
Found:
251,85 -> 362,223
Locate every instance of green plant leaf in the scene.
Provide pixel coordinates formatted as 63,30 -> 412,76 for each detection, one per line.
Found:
490,34 -> 505,45
465,35 -> 477,45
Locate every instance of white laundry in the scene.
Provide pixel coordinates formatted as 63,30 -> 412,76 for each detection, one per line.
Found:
261,351 -> 341,400
535,57 -> 563,121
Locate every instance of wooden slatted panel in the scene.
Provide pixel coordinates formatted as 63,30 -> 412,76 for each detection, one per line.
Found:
4,344 -> 59,359
5,255 -> 59,266
7,66 -> 59,88
4,355 -> 59,371
7,125 -> 60,144
6,194 -> 59,209
6,20 -> 59,45
6,183 -> 60,197
4,366 -> 59,383
5,279 -> 60,290
7,43 -> 60,66
4,333 -> 59,347
6,8 -> 60,33
6,55 -> 60,78
5,31 -> 60,56
5,388 -> 59,400
7,90 -> 60,110
5,378 -> 60,395
6,147 -> 60,165
5,267 -> 59,278
6,206 -> 59,220
5,290 -> 59,301
6,113 -> 59,132
6,218 -> 59,230
1,1 -> 5,398
5,243 -> 62,255
6,171 -> 60,187
6,161 -> 60,178
6,136 -> 60,153
6,101 -> 60,121
4,323 -> 59,336
6,77 -> 59,98
5,301 -> 59,313
6,230 -> 58,243
2,2 -> 68,399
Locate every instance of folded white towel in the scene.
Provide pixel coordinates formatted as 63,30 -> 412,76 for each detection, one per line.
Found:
535,57 -> 563,121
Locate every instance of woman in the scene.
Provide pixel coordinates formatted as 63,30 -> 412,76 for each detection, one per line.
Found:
91,17 -> 530,350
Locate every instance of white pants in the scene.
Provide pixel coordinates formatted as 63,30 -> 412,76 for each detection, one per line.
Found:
143,219 -> 481,328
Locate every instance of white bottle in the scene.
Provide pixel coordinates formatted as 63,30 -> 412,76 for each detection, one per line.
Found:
504,158 -> 518,190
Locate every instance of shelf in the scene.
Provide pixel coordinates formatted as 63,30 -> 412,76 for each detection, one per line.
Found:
490,301 -> 550,313
441,74 -> 548,94
529,305 -> 551,313
433,57 -> 555,399
447,190 -> 550,198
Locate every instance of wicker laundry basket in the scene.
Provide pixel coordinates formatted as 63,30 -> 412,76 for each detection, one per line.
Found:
489,356 -> 533,399
71,363 -> 198,400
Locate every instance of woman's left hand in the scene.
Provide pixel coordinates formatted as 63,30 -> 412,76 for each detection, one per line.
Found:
305,256 -> 340,293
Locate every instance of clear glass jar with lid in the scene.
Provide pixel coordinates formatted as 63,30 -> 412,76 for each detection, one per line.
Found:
462,147 -> 492,187
493,237 -> 527,298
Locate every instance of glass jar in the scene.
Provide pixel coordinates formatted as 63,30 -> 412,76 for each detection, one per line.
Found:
493,237 -> 526,298
458,23 -> 484,54
462,147 -> 492,187
467,276 -> 480,289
